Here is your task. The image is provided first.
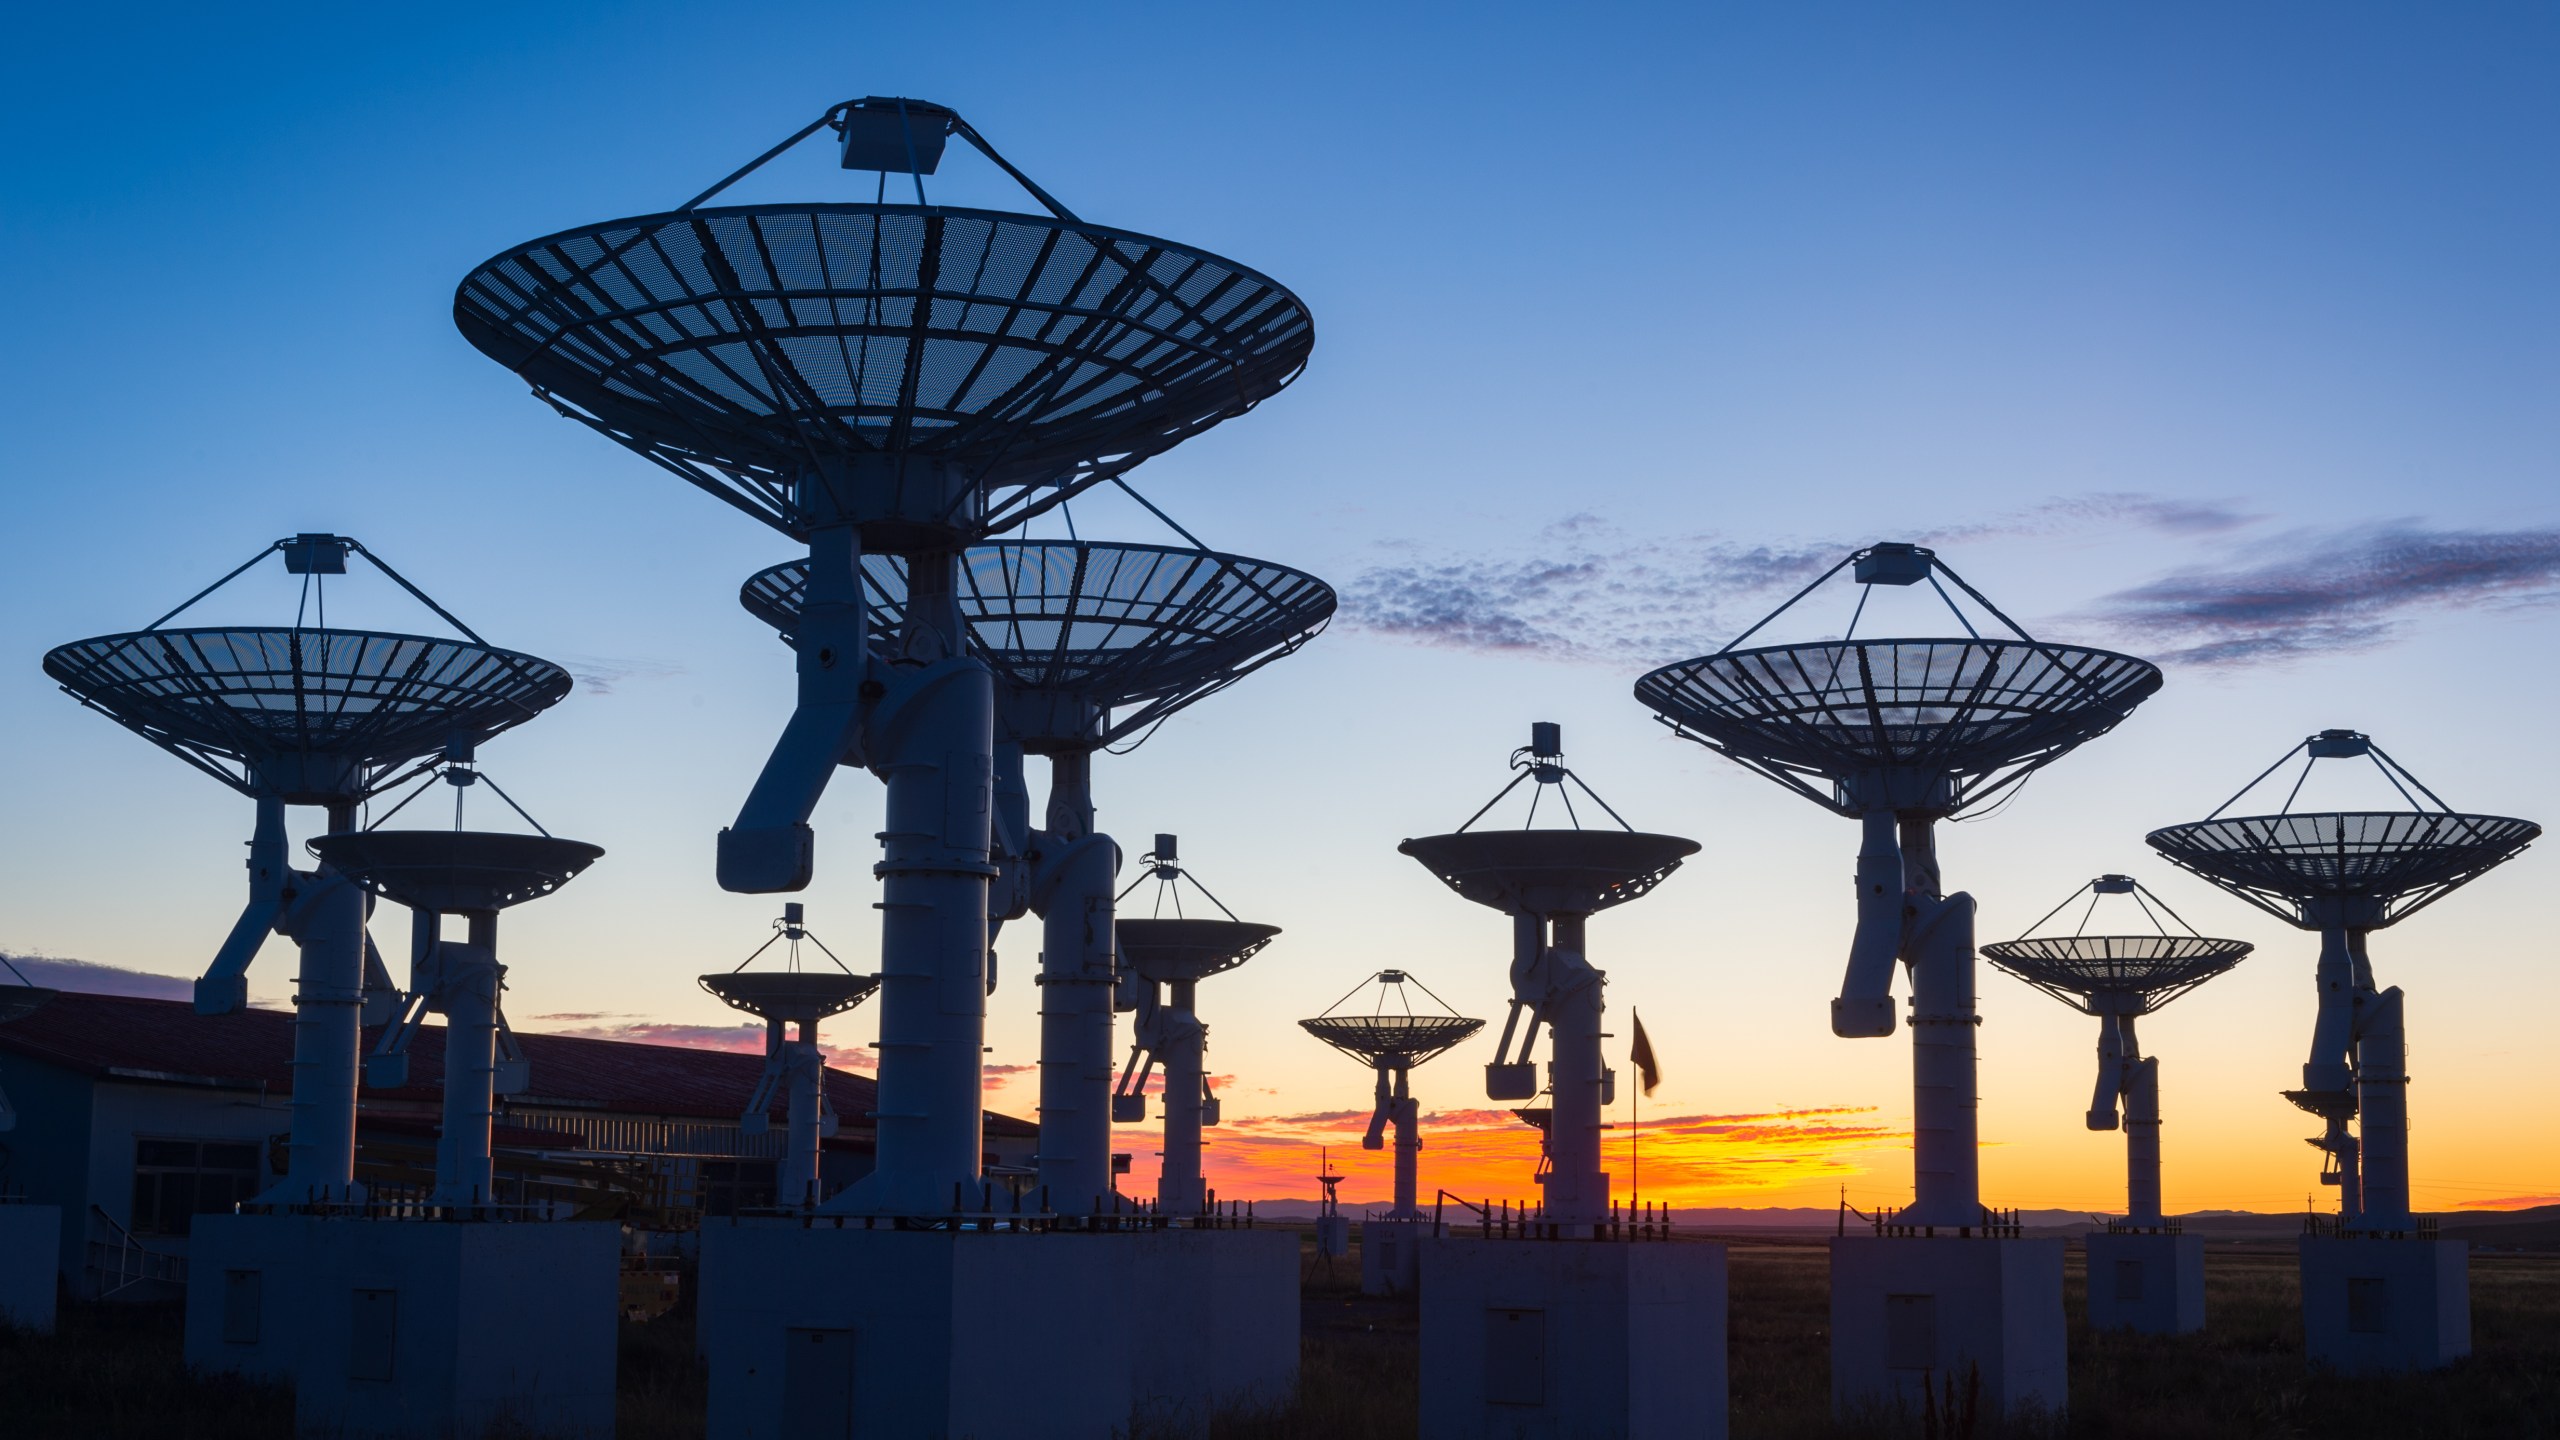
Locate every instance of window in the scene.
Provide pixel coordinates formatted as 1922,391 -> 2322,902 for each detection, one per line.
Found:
698,1159 -> 779,1217
130,1138 -> 264,1236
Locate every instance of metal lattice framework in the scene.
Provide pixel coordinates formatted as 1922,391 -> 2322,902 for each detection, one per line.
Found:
309,831 -> 604,914
1635,638 -> 2161,817
455,204 -> 1313,540
1979,935 -> 2251,1014
2147,812 -> 2539,928
739,540 -> 1334,746
45,629 -> 570,799
1114,917 -> 1278,984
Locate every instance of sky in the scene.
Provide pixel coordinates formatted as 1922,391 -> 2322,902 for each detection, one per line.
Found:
3,3 -> 2557,1217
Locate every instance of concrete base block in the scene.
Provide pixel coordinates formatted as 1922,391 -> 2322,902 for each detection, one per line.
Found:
2083,1232 -> 2205,1335
1130,1228 -> 1300,1436
186,1214 -> 622,1438
1419,1236 -> 1727,1440
2299,1235 -> 2469,1373
699,1222 -> 1139,1440
0,1202 -> 58,1333
1363,1218 -> 1426,1296
1829,1236 -> 2065,1421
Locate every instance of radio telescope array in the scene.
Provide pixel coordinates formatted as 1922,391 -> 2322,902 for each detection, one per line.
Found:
459,95 -> 1316,1432
1982,874 -> 2249,1333
2149,729 -> 2536,1370
1301,969 -> 1482,1294
1637,542 -> 2160,1418
741,539 -> 1332,1216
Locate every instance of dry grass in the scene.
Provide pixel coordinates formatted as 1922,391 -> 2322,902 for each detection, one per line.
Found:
5,1235 -> 2552,1437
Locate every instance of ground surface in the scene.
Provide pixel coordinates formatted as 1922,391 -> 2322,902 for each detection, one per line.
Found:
1,1234 -> 2552,1437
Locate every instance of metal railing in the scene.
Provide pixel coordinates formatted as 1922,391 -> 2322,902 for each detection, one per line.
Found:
1430,1191 -> 1674,1241
86,1204 -> 187,1298
1838,1200 -> 2025,1239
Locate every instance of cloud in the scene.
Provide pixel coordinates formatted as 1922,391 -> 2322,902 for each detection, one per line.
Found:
2,953 -> 196,1001
2086,522 -> 2560,666
1337,495 -> 2253,665
552,653 -> 686,696
527,1017 -> 876,1071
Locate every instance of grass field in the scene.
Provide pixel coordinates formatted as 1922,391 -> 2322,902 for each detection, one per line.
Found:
2,1234 -> 2552,1437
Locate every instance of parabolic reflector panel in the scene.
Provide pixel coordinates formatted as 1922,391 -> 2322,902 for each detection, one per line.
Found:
311,831 -> 603,914
1634,639 -> 2160,813
1398,830 -> 1698,916
2145,811 -> 2538,922
455,205 -> 1315,534
1116,917 -> 1278,983
740,542 -> 1333,728
1299,1013 -> 1484,1069
43,629 -> 569,778
1979,935 -> 2249,1009
700,970 -> 880,1023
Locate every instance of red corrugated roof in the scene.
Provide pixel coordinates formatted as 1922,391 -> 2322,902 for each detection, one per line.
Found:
0,992 -> 1033,1136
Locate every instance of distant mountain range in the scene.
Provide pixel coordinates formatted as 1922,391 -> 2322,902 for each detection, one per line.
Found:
1244,1198 -> 2560,1245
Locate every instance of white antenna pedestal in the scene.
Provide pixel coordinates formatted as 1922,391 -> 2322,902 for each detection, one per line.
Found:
1419,1238 -> 1728,1440
2084,1229 -> 2206,1335
2298,1233 -> 2470,1373
1827,1234 -> 2067,1419
185,1214 -> 619,1437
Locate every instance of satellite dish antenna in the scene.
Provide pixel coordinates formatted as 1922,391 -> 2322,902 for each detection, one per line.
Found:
43,535 -> 571,1205
457,95 -> 1312,1219
1982,876 -> 2249,1228
320,752 -> 601,1214
1301,970 -> 1482,1217
1635,542 -> 2155,1418
1110,835 -> 1278,1218
2146,730 -> 2535,1235
700,904 -> 878,1210
1634,542 -> 2161,1226
739,539 -> 1332,1214
1301,969 -> 1483,1294
1399,722 -> 1696,1238
1982,873 -> 2247,1335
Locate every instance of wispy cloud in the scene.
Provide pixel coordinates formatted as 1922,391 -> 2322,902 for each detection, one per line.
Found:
2082,523 -> 2560,666
3,952 -> 195,1001
552,653 -> 686,696
527,1016 -> 877,1072
1338,495 -> 2252,665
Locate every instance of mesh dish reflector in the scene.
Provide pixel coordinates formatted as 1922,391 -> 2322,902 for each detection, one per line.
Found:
44,629 -> 568,781
2145,811 -> 2538,925
454,206 -> 1314,534
1115,917 -> 1278,983
740,542 -> 1333,737
699,971 -> 880,1022
1398,830 -> 1698,916
1299,1014 -> 1485,1069
310,831 -> 603,914
1634,639 -> 2160,814
1979,935 -> 2249,1011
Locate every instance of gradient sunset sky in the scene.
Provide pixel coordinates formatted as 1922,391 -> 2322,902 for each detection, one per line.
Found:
4,4 -> 2557,1217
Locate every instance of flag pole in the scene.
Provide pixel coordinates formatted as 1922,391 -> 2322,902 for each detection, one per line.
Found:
1631,1010 -> 1641,1215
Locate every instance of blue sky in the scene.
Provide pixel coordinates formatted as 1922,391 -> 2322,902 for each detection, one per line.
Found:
3,4 -> 2556,1209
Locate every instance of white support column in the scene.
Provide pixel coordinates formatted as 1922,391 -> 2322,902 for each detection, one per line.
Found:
782,1025 -> 826,1207
2354,986 -> 2413,1231
1542,912 -> 1609,1235
1033,751 -> 1119,1216
1903,890 -> 1982,1228
831,549 -> 996,1217
268,803 -> 366,1206
2123,1041 -> 2163,1227
1159,978 -> 1205,1216
1390,1067 -> 1421,1220
433,913 -> 502,1210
